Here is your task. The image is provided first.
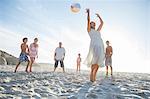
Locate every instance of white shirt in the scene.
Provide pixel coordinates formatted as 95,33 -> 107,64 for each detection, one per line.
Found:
55,47 -> 65,60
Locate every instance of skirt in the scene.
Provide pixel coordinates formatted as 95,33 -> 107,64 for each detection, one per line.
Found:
84,42 -> 105,67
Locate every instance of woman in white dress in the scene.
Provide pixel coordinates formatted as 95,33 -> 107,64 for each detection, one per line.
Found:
85,9 -> 105,82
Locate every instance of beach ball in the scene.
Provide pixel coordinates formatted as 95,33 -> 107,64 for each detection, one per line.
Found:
71,3 -> 81,13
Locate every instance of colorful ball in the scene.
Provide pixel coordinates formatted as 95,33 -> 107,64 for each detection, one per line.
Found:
71,3 -> 81,13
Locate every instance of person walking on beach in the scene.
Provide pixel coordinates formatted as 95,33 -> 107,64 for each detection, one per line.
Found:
14,37 -> 30,73
105,40 -> 113,76
84,9 -> 105,82
28,38 -> 39,72
54,42 -> 66,72
76,53 -> 81,72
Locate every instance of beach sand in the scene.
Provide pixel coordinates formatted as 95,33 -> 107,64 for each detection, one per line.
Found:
0,65 -> 150,99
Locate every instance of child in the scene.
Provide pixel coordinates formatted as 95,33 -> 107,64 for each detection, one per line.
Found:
76,53 -> 81,72
28,38 -> 38,72
105,40 -> 113,76
14,37 -> 30,72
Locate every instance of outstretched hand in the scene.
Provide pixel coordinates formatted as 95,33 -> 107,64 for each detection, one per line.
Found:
95,13 -> 103,31
95,13 -> 100,18
86,8 -> 90,13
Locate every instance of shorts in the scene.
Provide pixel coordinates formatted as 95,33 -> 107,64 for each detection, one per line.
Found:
105,56 -> 112,66
54,60 -> 64,68
19,52 -> 29,62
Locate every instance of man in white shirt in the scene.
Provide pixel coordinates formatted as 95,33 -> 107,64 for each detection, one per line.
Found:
54,42 -> 65,72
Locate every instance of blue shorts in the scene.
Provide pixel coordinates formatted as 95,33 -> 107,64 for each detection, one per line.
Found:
19,52 -> 29,62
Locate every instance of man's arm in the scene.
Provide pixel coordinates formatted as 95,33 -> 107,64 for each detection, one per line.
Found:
54,52 -> 56,60
110,46 -> 113,56
27,45 -> 29,54
21,44 -> 23,52
63,48 -> 65,60
54,48 -> 57,60
63,53 -> 65,59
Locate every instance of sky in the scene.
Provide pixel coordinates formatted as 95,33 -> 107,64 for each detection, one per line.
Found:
0,0 -> 149,73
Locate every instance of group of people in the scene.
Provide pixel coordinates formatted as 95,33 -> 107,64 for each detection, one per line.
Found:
76,40 -> 113,77
13,36 -> 66,73
84,9 -> 113,82
14,38 -> 38,73
14,8 -> 113,83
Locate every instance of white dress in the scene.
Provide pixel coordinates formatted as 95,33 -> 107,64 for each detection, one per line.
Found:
84,29 -> 105,67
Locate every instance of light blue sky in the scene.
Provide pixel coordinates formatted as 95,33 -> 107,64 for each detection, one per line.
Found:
0,0 -> 149,73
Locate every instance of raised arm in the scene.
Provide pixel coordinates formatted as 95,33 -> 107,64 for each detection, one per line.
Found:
86,9 -> 91,32
96,13 -> 104,32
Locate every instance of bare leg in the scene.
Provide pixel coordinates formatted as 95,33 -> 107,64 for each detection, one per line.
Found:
79,64 -> 80,71
110,66 -> 113,75
29,57 -> 35,72
77,64 -> 79,72
106,66 -> 108,76
60,61 -> 65,73
62,67 -> 65,73
93,64 -> 99,81
90,65 -> 94,82
14,62 -> 21,73
54,67 -> 56,72
54,60 -> 58,72
29,60 -> 33,72
25,60 -> 30,72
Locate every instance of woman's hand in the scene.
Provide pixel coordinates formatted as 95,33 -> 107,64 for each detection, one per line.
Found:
86,8 -> 90,13
95,13 -> 100,18
96,13 -> 103,32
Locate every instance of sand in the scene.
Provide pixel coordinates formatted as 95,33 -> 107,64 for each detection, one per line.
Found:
0,65 -> 150,99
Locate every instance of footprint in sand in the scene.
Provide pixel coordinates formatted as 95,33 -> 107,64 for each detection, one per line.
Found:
85,93 -> 98,99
